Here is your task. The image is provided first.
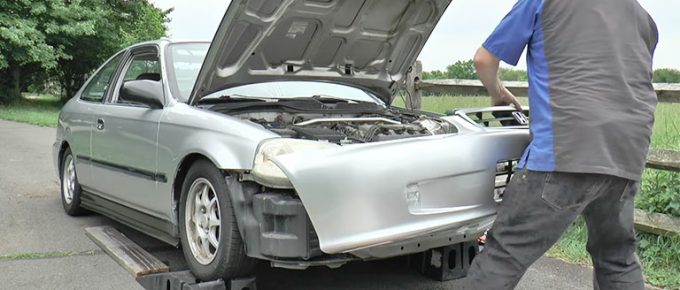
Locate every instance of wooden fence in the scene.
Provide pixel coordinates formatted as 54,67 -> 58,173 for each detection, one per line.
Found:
402,61 -> 678,109
416,79 -> 680,103
639,149 -> 680,237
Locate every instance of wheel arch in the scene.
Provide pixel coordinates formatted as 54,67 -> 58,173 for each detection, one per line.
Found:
170,152 -> 254,246
57,141 -> 71,176
172,153 -> 214,205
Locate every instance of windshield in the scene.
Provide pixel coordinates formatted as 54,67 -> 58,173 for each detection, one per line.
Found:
165,43 -> 382,105
165,42 -> 209,102
203,81 -> 383,104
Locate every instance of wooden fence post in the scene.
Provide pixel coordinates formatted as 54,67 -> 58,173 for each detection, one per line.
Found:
406,60 -> 423,110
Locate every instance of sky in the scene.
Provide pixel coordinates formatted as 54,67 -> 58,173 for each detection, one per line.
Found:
151,0 -> 679,71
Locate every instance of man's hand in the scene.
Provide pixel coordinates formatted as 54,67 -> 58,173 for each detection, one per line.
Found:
474,47 -> 523,111
498,86 -> 523,110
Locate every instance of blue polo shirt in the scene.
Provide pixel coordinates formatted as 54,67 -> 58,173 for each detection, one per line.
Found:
482,0 -> 658,181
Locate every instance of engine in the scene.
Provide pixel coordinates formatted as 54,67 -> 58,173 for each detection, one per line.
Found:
235,112 -> 457,144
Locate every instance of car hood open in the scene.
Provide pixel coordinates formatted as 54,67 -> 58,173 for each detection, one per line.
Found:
189,0 -> 451,105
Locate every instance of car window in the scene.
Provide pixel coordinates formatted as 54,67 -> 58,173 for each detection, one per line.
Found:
80,53 -> 124,102
123,54 -> 161,81
204,81 -> 383,105
115,53 -> 161,105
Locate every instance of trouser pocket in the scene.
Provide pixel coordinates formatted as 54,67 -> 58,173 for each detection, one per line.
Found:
540,172 -> 598,211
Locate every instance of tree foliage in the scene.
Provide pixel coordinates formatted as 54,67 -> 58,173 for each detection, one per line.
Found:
53,0 -> 170,100
0,0 -> 98,103
422,60 -> 679,84
498,68 -> 528,81
422,60 -> 478,80
0,0 -> 169,104
422,59 -> 527,81
653,68 -> 680,83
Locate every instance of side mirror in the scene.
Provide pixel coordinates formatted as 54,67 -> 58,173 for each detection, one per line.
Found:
120,80 -> 164,109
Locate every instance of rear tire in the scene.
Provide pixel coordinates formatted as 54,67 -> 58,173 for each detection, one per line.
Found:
179,159 -> 255,281
60,148 -> 86,216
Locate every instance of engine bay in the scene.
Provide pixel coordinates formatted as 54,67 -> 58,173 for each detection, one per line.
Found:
232,111 -> 457,144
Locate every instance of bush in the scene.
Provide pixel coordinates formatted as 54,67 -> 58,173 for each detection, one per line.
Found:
637,170 -> 680,217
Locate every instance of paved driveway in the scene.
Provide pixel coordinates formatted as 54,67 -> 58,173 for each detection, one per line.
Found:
0,119 -> 595,290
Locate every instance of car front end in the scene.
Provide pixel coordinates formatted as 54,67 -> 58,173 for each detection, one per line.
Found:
214,105 -> 528,268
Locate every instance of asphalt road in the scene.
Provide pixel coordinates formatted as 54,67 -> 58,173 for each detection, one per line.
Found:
0,119 -> 596,290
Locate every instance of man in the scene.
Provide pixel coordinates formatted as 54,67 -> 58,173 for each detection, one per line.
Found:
468,0 -> 658,289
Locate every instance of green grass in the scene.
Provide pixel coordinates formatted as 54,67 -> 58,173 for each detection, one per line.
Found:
0,250 -> 97,261
650,103 -> 680,150
547,219 -> 680,289
0,94 -> 61,127
547,219 -> 592,266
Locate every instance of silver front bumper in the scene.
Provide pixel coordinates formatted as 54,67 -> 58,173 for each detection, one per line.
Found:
349,214 -> 494,259
273,130 -> 529,254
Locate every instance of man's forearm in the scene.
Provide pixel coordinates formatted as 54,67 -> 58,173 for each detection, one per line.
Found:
474,47 -> 505,105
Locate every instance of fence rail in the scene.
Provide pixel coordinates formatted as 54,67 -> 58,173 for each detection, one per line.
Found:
634,209 -> 680,237
647,149 -> 680,172
638,149 -> 680,236
417,79 -> 680,103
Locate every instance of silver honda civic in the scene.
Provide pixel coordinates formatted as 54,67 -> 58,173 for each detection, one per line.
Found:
53,0 -> 530,281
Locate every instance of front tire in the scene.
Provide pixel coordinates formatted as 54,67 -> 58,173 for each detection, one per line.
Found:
60,148 -> 86,216
179,159 -> 255,281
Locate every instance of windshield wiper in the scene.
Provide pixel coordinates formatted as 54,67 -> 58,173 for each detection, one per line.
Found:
198,94 -> 272,104
199,94 -> 374,106
312,95 -> 357,103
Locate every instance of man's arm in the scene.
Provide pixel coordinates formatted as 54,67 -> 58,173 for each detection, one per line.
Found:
474,47 -> 522,110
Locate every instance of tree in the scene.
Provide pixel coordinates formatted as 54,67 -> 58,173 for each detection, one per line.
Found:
422,70 -> 447,80
444,60 -> 478,80
0,0 -> 98,103
0,0 -> 169,104
653,68 -> 680,83
421,60 -> 528,81
423,61 -> 680,84
51,0 -> 170,100
498,68 -> 528,81
421,60 -> 478,80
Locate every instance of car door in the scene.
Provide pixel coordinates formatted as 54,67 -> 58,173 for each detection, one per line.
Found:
70,52 -> 125,189
89,45 -> 166,217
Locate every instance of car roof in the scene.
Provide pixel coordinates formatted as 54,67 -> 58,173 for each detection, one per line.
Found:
126,39 -> 211,50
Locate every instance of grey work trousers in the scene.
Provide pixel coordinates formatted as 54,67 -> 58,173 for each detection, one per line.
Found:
468,169 -> 644,290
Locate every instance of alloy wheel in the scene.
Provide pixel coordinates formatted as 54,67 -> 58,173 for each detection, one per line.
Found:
62,155 -> 76,205
184,178 -> 222,265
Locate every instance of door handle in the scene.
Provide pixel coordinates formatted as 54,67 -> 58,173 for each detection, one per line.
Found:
96,118 -> 105,130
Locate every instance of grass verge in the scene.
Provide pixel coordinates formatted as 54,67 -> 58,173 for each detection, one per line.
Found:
0,250 -> 98,261
0,94 -> 61,127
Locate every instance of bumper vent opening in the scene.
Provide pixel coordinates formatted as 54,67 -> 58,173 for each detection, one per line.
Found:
465,110 -> 530,128
494,160 -> 517,201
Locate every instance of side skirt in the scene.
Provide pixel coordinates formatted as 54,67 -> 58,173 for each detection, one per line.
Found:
80,189 -> 179,246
